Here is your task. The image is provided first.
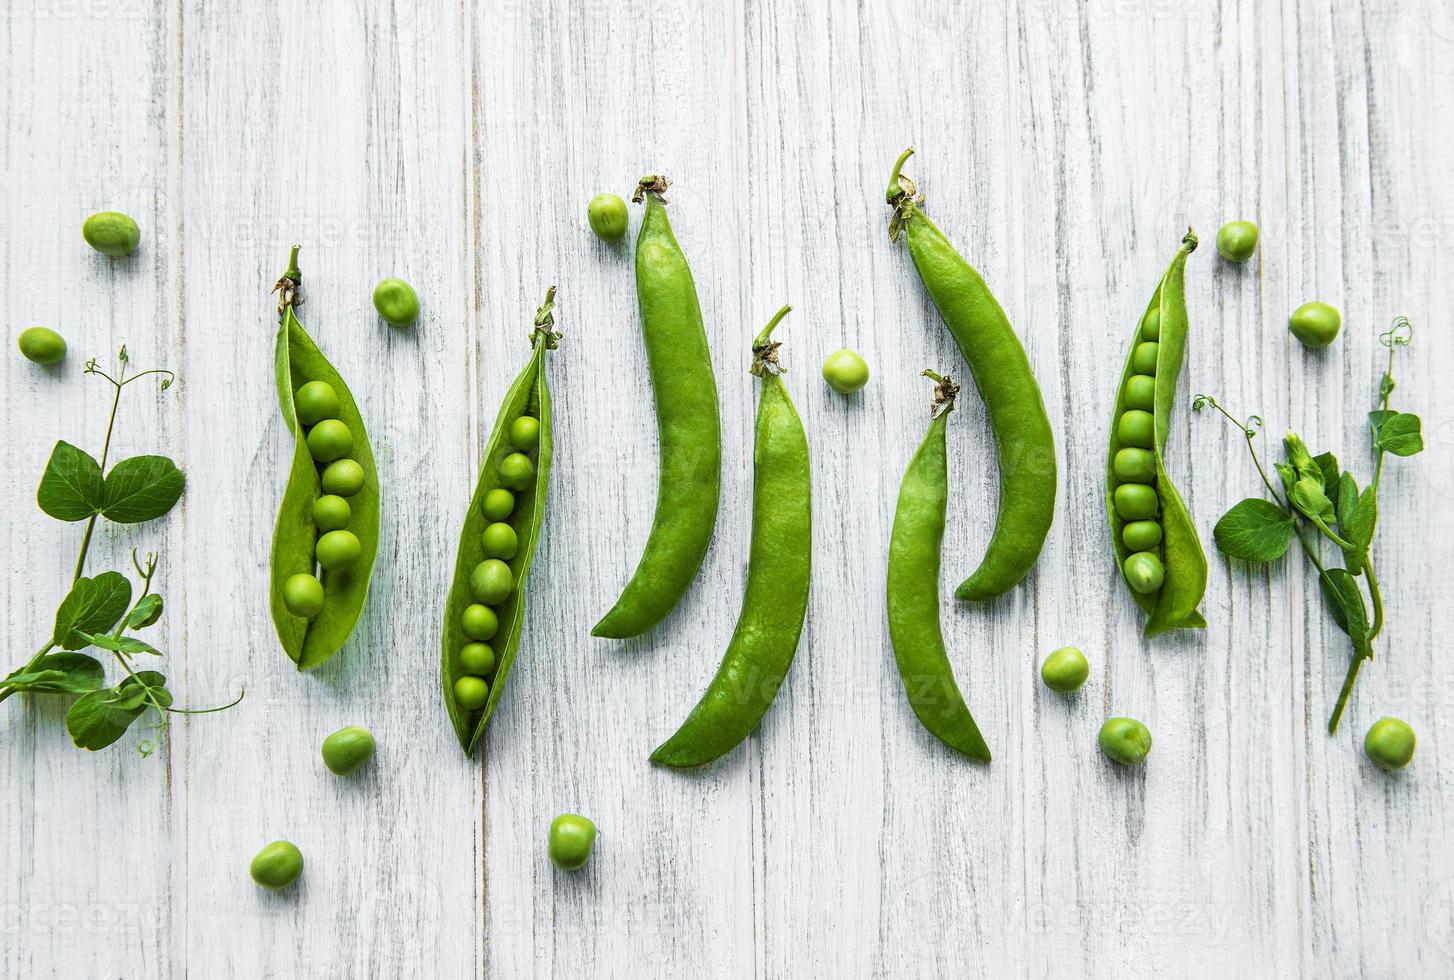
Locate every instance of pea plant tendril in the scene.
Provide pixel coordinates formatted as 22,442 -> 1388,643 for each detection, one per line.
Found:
1193,318 -> 1422,733
1,346 -> 242,755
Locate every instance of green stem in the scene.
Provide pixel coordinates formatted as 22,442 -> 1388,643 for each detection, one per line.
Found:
886,147 -> 915,203
753,304 -> 792,349
0,641 -> 57,705
72,358 -> 130,582
1364,559 -> 1385,640
1328,654 -> 1364,734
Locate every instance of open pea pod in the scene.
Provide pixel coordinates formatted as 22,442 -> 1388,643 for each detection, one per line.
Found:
1105,229 -> 1208,636
268,246 -> 381,669
441,290 -> 557,754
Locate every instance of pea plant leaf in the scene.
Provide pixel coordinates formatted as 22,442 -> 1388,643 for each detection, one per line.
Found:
1,653 -> 105,695
1319,568 -> 1370,654
1290,478 -> 1334,523
127,594 -> 163,629
1336,473 -> 1373,574
74,632 -> 163,657
65,671 -> 171,751
1374,412 -> 1424,457
1368,410 -> 1396,438
52,572 -> 133,650
1313,453 -> 1341,508
1213,498 -> 1297,562
1274,462 -> 1297,498
101,455 -> 185,524
36,441 -> 106,522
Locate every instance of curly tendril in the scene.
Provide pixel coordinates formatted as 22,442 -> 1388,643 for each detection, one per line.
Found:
1380,315 -> 1413,348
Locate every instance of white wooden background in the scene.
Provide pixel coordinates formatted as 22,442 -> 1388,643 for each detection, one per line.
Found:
3,0 -> 1451,976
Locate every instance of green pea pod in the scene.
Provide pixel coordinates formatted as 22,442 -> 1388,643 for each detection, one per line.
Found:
886,149 -> 1057,601
269,246 -> 380,670
886,373 -> 991,762
1106,230 -> 1208,635
441,289 -> 558,754
592,176 -> 721,639
651,306 -> 811,768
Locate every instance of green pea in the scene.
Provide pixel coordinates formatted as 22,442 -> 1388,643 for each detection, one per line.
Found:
320,725 -> 375,776
548,813 -> 597,870
1113,483 -> 1158,521
1123,551 -> 1165,593
17,327 -> 66,365
249,840 -> 303,890
372,277 -> 420,327
282,573 -> 325,618
312,495 -> 352,531
306,419 -> 354,463
1364,717 -> 1415,771
1117,410 -> 1155,449
321,459 -> 366,496
454,675 -> 489,710
1121,520 -> 1163,551
1215,220 -> 1259,263
822,349 -> 870,394
587,193 -> 629,241
459,642 -> 496,675
1289,301 -> 1341,348
1112,447 -> 1157,484
470,559 -> 514,605
509,416 -> 541,451
295,380 -> 340,426
1131,342 -> 1159,376
1139,307 -> 1160,341
82,211 -> 141,257
1122,374 -> 1155,411
1098,717 -> 1152,766
481,488 -> 515,521
498,452 -> 535,490
1040,646 -> 1089,694
316,529 -> 362,570
482,522 -> 518,559
461,603 -> 498,641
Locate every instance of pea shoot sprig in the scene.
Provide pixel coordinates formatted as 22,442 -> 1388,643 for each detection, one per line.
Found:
1,347 -> 242,755
1194,318 -> 1422,733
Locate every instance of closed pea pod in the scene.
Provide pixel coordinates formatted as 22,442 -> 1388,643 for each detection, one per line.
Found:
886,149 -> 1057,601
886,372 -> 990,762
440,289 -> 558,754
592,176 -> 721,639
1106,230 -> 1207,635
268,246 -> 380,669
651,306 -> 811,768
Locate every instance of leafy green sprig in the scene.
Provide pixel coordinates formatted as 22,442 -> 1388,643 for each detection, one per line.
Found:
1,347 -> 242,754
1194,318 -> 1422,733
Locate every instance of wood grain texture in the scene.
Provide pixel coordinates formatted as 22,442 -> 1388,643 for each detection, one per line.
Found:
3,0 -> 1451,976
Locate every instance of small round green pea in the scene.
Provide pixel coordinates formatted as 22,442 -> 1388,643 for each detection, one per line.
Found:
1140,307 -> 1161,341
312,494 -> 352,531
459,642 -> 496,675
316,529 -> 362,570
1131,342 -> 1159,376
454,675 -> 490,710
1040,646 -> 1089,694
1098,717 -> 1152,766
17,327 -> 66,365
498,452 -> 535,490
1289,301 -> 1341,348
481,488 -> 515,521
1123,551 -> 1165,594
294,380 -> 340,426
461,604 -> 498,641
822,349 -> 871,394
1113,484 -> 1158,521
1113,447 -> 1157,484
470,559 -> 514,605
587,193 -> 629,241
82,211 -> 141,257
1117,410 -> 1155,449
372,277 -> 420,327
1121,520 -> 1163,552
1215,220 -> 1259,263
306,419 -> 354,463
548,813 -> 597,870
282,573 -> 325,618
320,725 -> 375,776
1363,717 -> 1415,771
321,459 -> 366,496
249,840 -> 303,890
1122,374 -> 1155,411
509,416 -> 541,451
481,522 -> 518,559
